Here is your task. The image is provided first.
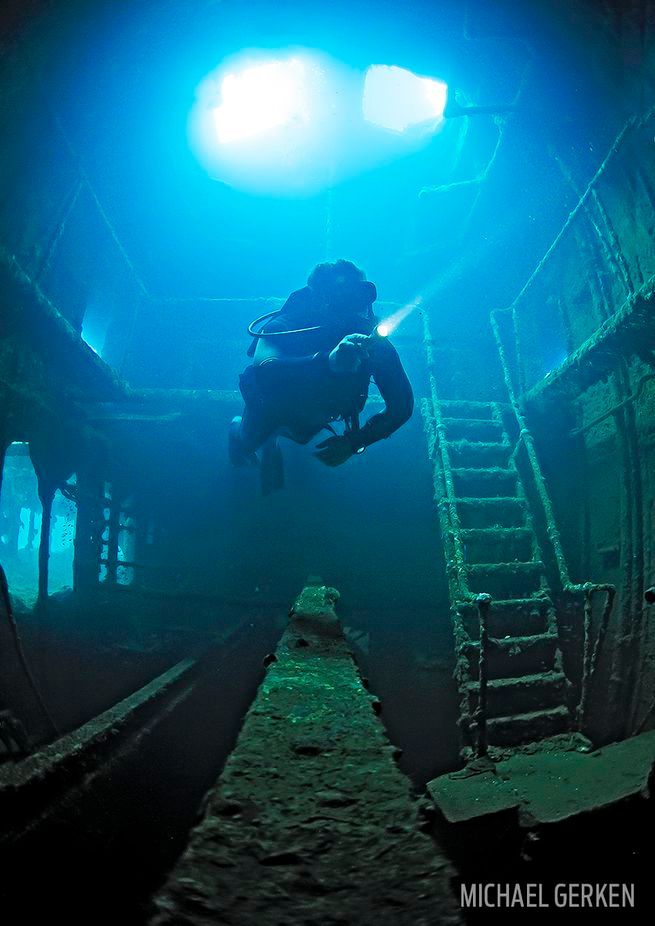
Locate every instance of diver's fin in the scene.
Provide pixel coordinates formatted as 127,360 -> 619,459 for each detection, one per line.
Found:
261,436 -> 285,495
228,416 -> 259,467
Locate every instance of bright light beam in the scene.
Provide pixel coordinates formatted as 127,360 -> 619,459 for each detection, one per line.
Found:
214,58 -> 308,144
376,298 -> 423,337
363,65 -> 447,133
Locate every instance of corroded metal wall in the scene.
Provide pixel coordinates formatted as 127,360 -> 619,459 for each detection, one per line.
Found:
496,108 -> 655,741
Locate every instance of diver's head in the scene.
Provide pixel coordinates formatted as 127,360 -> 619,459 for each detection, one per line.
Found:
307,259 -> 377,324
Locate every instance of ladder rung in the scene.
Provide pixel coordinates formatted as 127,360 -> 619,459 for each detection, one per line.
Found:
485,705 -> 570,741
489,705 -> 569,724
463,632 -> 558,651
451,467 -> 516,477
456,497 -> 526,506
441,417 -> 501,426
464,671 -> 565,691
458,597 -> 552,611
459,527 -> 532,539
469,561 -> 544,573
445,440 -> 509,450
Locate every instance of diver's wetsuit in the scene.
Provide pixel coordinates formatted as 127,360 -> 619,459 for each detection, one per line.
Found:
237,286 -> 414,454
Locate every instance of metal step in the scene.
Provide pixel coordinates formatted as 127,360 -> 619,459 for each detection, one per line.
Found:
465,671 -> 568,718
431,391 -> 573,753
460,526 -> 534,564
467,561 -> 545,597
456,497 -> 527,529
439,400 -> 496,420
459,597 -> 551,639
485,705 -> 571,747
452,467 -> 518,499
447,440 -> 511,468
463,631 -> 558,679
442,418 -> 503,442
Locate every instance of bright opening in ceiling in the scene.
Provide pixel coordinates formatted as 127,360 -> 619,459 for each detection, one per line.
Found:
213,57 -> 309,145
189,51 -> 449,195
363,65 -> 448,133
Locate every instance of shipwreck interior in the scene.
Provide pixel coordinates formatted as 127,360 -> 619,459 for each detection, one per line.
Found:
1,1 -> 655,923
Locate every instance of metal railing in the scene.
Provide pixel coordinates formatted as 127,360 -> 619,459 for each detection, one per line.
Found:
490,311 -> 616,732
421,310 -> 496,757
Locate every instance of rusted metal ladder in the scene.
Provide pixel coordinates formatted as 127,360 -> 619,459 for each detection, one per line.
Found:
422,310 -> 616,757
422,393 -> 570,755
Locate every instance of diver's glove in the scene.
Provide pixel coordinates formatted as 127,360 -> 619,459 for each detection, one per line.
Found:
328,334 -> 371,374
313,435 -> 354,467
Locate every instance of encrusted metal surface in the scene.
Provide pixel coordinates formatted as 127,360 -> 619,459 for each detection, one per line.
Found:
150,584 -> 462,926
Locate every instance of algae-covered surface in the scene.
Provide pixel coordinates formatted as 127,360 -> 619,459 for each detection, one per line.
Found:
429,731 -> 655,826
151,585 -> 462,925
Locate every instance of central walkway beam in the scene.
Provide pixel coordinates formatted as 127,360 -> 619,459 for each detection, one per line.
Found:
151,582 -> 462,926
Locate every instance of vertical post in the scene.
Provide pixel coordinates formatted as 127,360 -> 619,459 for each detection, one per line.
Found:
106,488 -> 121,585
132,510 -> 148,589
576,587 -> 594,731
476,593 -> 492,759
36,479 -> 55,605
589,586 -> 616,681
0,433 -> 8,501
27,508 -> 37,550
73,471 -> 104,593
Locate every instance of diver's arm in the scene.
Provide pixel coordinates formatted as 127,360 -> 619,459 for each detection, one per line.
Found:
313,341 -> 412,466
253,329 -> 368,386
347,339 -> 414,450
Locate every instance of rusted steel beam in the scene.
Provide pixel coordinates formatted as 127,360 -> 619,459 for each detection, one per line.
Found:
82,390 -> 386,418
0,658 -> 197,841
524,274 -> 655,406
150,583 -> 462,926
0,245 -> 127,401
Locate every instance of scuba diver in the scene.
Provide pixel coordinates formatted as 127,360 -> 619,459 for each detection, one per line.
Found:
229,259 -> 414,493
